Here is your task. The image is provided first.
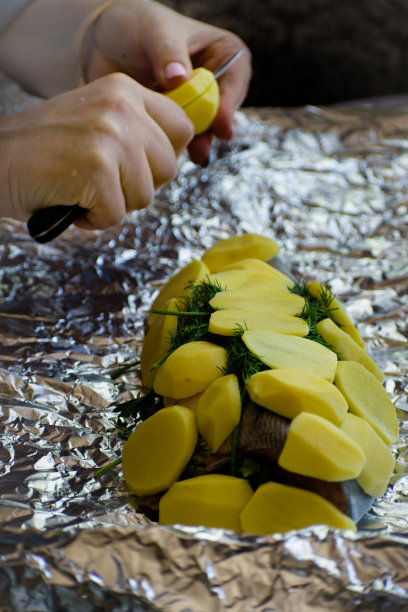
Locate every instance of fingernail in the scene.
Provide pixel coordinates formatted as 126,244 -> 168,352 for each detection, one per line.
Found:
165,62 -> 188,79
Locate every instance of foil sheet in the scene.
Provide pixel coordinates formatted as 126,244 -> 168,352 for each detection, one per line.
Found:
0,73 -> 408,610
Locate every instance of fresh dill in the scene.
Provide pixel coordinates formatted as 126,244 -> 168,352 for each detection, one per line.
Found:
290,281 -> 338,351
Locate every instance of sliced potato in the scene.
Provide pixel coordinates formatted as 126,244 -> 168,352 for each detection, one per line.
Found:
341,413 -> 395,497
207,269 -> 292,292
209,309 -> 309,337
240,481 -> 356,534
278,412 -> 366,481
334,361 -> 398,445
242,329 -> 338,382
246,368 -> 348,425
316,318 -> 383,381
140,297 -> 179,388
209,287 -> 305,316
159,474 -> 254,531
201,233 -> 280,273
122,405 -> 197,496
307,280 -> 365,348
196,374 -> 241,452
153,341 -> 227,399
149,259 -> 209,325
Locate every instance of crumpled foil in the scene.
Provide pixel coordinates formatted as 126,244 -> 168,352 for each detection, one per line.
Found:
0,73 -> 407,610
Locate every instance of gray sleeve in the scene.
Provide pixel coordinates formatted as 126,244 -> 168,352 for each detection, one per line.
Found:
0,0 -> 35,33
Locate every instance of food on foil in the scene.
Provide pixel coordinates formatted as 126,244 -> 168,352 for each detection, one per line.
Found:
116,233 -> 397,535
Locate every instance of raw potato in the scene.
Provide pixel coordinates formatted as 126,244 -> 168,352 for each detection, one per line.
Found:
122,405 -> 197,496
247,368 -> 348,425
240,481 -> 356,534
316,318 -> 384,381
218,258 -> 293,286
341,413 -> 395,497
159,474 -> 254,531
149,259 -> 209,325
140,297 -> 179,388
242,329 -> 338,382
208,309 -> 309,337
209,287 -> 305,316
307,280 -> 365,348
207,269 -> 293,292
196,374 -> 241,452
153,340 -> 227,399
201,233 -> 281,273
164,67 -> 219,135
334,361 -> 399,445
278,412 -> 366,481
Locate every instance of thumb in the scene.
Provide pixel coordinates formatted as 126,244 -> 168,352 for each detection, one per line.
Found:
143,31 -> 193,90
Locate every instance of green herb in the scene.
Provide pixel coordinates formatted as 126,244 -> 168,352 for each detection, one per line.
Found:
113,388 -> 163,439
290,281 -> 338,351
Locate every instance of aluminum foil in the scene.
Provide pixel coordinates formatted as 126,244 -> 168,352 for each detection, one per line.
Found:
0,73 -> 408,610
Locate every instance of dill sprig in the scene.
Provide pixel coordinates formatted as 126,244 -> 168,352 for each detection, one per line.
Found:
290,281 -> 338,351
167,278 -> 223,352
113,388 -> 163,439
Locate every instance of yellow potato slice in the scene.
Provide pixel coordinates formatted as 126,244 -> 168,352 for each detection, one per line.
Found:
159,474 -> 254,531
207,269 -> 293,293
218,257 -> 288,277
149,259 -> 209,325
196,374 -> 241,452
316,318 -> 383,381
209,309 -> 308,337
240,481 -> 356,534
307,280 -> 365,348
247,368 -> 348,425
242,329 -> 338,382
278,412 -> 366,481
209,287 -> 305,316
182,77 -> 219,134
341,413 -> 395,498
164,68 -> 219,134
140,297 -> 179,388
201,233 -> 280,273
153,340 -> 227,399
334,361 -> 399,445
122,405 -> 197,496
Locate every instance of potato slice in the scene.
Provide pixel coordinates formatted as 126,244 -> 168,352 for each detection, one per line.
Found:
240,481 -> 356,534
341,413 -> 395,497
201,233 -> 280,273
334,361 -> 399,445
209,287 -> 305,316
159,474 -> 254,531
218,257 -> 288,277
164,67 -> 219,135
316,318 -> 383,381
196,374 -> 241,452
207,269 -> 293,292
122,405 -> 197,496
149,259 -> 209,325
242,329 -> 338,382
182,75 -> 220,135
209,309 -> 309,337
153,341 -> 227,399
247,368 -> 348,425
307,280 -> 365,348
140,297 -> 179,388
278,412 -> 366,481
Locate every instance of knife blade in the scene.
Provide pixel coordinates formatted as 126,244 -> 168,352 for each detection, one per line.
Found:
27,49 -> 246,243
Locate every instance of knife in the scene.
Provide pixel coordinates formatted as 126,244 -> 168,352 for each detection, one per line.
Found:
27,49 -> 246,244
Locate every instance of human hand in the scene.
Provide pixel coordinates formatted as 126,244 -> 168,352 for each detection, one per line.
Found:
0,73 -> 194,228
85,0 -> 252,164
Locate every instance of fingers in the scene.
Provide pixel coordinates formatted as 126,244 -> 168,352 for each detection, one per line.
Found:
3,74 -> 194,230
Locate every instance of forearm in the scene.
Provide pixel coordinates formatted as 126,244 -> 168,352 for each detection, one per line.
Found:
0,0 -> 105,97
